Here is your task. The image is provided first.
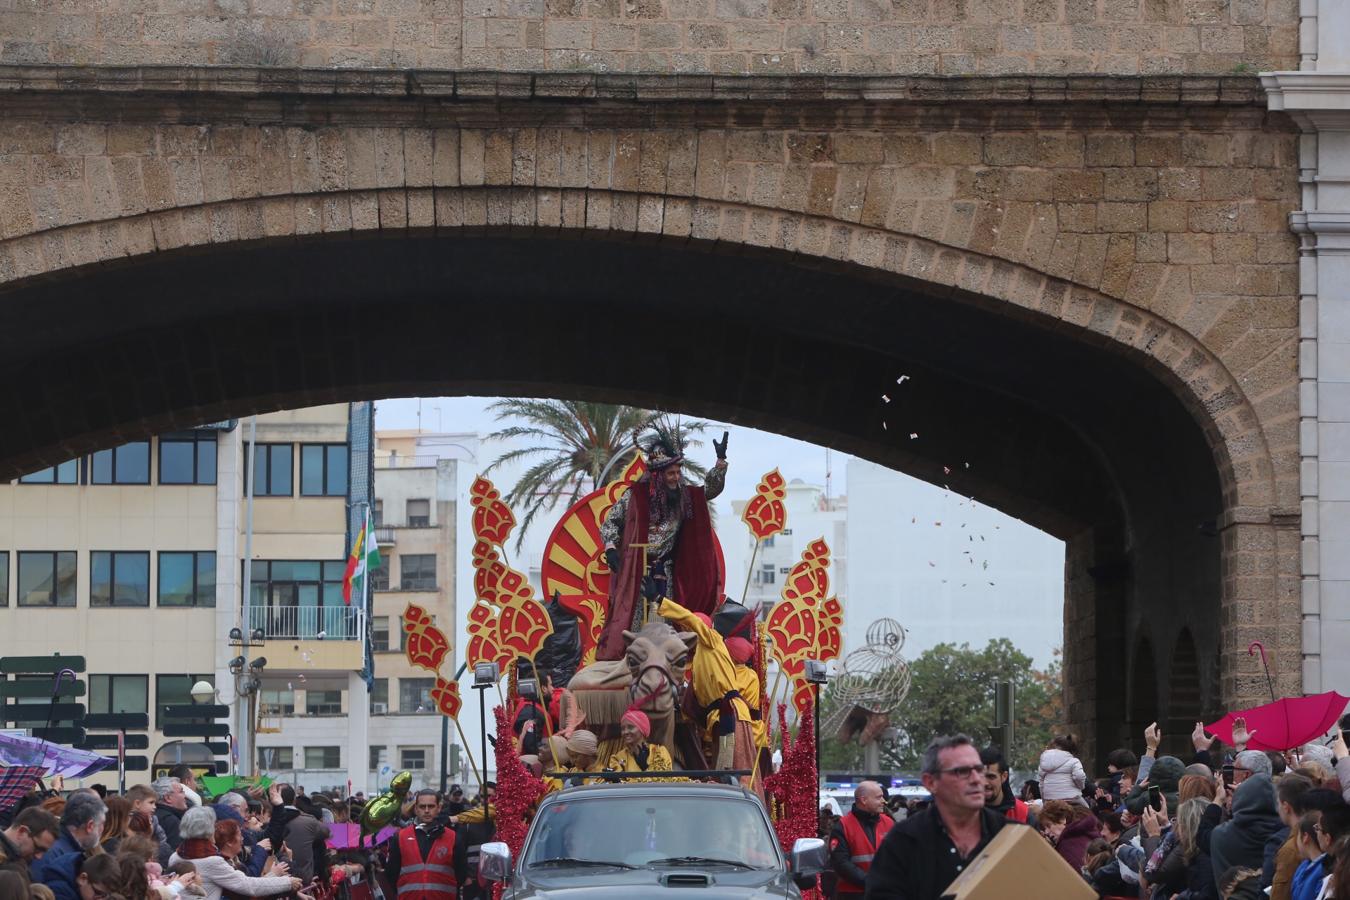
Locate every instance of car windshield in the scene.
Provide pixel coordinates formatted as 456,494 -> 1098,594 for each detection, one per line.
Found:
524,795 -> 780,870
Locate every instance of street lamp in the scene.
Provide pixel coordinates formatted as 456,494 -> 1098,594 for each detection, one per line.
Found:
472,662 -> 499,825
190,681 -> 216,704
804,660 -> 828,775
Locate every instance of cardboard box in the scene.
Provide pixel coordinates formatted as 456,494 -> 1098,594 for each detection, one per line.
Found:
940,823 -> 1095,900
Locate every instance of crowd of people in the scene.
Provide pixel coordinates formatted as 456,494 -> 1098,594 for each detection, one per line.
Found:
822,721 -> 1350,900
0,764 -> 503,900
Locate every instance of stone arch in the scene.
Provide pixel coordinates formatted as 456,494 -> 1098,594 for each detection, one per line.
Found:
1165,627 -> 1204,744
0,186 -> 1275,516
1129,633 -> 1159,748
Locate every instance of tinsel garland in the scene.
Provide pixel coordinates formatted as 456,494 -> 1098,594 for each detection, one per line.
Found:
763,701 -> 821,900
754,622 -> 770,743
491,704 -> 545,860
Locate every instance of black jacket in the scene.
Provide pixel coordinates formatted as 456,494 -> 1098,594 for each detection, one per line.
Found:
1211,775 -> 1283,885
830,805 -> 886,890
863,805 -> 1013,900
154,804 -> 184,850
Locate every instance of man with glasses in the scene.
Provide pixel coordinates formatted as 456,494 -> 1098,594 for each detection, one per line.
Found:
0,807 -> 61,879
863,735 -> 1019,899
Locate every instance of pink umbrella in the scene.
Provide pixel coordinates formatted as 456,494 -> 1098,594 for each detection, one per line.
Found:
1206,691 -> 1349,753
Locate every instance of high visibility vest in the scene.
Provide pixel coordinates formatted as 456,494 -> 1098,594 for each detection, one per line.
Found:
836,811 -> 893,894
396,826 -> 458,900
1005,798 -> 1030,824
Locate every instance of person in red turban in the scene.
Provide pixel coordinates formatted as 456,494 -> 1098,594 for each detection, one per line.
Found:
606,708 -> 676,781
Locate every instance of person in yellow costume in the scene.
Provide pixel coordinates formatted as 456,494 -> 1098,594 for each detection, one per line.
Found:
657,595 -> 758,774
726,636 -> 767,753
542,729 -> 603,793
605,709 -> 677,781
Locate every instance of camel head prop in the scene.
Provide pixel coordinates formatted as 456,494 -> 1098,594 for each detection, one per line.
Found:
622,620 -> 696,713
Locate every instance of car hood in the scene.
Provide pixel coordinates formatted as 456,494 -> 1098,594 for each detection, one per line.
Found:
507,867 -> 797,899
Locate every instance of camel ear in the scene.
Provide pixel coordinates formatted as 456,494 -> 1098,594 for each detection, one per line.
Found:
622,630 -> 638,645
678,632 -> 698,653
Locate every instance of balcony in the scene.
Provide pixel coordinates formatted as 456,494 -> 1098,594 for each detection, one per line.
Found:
248,605 -> 361,641
374,527 -> 396,546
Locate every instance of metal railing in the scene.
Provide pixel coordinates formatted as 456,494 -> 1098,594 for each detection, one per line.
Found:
248,605 -> 361,640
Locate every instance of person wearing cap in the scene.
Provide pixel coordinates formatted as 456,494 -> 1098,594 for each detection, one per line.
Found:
726,635 -> 767,754
547,731 -> 602,789
596,428 -> 729,661
656,594 -> 755,772
605,710 -> 677,781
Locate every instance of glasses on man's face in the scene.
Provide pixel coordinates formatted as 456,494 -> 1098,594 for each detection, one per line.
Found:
939,764 -> 986,780
1232,766 -> 1252,783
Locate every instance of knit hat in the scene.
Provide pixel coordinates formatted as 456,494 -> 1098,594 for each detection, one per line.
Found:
621,709 -> 651,738
725,637 -> 753,664
565,730 -> 599,757
544,735 -> 571,768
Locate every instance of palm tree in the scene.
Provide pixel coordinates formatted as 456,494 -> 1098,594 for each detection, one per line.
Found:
483,400 -> 709,551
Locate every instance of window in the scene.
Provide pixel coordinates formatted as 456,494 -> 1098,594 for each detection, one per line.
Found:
372,617 -> 391,652
300,444 -> 349,497
154,673 -> 212,728
90,442 -> 150,485
260,689 -> 295,716
370,679 -> 388,714
17,552 -> 76,607
406,499 -> 430,527
158,552 -> 216,607
306,690 -> 343,716
372,500 -> 383,527
249,560 -> 350,639
258,747 -> 293,770
399,678 -> 433,714
758,563 -> 775,586
0,552 -> 7,607
89,675 -> 149,715
400,747 -> 428,770
159,432 -> 217,485
91,551 -> 150,607
762,535 -> 775,548
400,555 -> 436,591
19,460 -> 79,484
369,746 -> 385,769
371,556 -> 389,591
246,444 -> 293,496
304,746 -> 341,769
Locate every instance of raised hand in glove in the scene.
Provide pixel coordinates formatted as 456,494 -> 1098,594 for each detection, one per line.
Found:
713,431 -> 729,460
604,547 -> 621,574
642,575 -> 664,603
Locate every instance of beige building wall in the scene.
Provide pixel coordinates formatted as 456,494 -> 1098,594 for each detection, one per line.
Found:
367,443 -> 458,790
0,404 -> 369,792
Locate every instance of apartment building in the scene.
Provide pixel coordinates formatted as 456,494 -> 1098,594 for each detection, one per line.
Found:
0,403 -> 377,794
365,430 -> 459,792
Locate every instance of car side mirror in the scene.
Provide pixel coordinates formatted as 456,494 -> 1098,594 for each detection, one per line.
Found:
478,842 -> 512,884
791,837 -> 827,876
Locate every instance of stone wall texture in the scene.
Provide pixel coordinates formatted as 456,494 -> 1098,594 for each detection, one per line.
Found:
0,0 -> 1301,75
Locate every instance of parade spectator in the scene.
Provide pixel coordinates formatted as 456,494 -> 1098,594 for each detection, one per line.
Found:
829,781 -> 892,896
265,784 -> 328,884
96,798 -> 130,856
1038,799 -> 1100,870
170,807 -> 299,900
30,793 -> 106,900
72,854 -> 122,900
1211,773 -> 1283,886
863,735 -> 1015,899
0,808 -> 60,881
979,747 -> 1035,826
153,778 -> 188,853
168,768 -> 203,810
1038,735 -> 1088,805
1269,775 -> 1315,899
1290,811 -> 1328,900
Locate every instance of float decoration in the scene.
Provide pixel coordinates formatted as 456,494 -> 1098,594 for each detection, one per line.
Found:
741,468 -> 788,540
471,476 -> 517,547
492,705 -> 546,860
430,677 -> 463,719
763,702 -> 820,900
765,538 -> 843,715
403,602 -> 451,673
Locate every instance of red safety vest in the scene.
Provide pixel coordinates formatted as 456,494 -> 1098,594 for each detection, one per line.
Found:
396,825 -> 458,900
1005,798 -> 1030,824
836,811 -> 893,894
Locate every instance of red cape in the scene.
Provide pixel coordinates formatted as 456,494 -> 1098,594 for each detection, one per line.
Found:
596,482 -> 719,660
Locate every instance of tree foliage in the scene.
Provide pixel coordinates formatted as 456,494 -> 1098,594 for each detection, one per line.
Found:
817,640 -> 1062,777
483,400 -> 708,551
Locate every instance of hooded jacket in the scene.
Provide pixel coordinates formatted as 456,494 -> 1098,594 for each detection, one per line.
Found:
1210,774 -> 1284,886
1037,748 -> 1086,803
1124,755 -> 1185,815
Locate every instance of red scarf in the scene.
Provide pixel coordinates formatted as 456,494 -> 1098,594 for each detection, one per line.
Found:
177,838 -> 219,860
